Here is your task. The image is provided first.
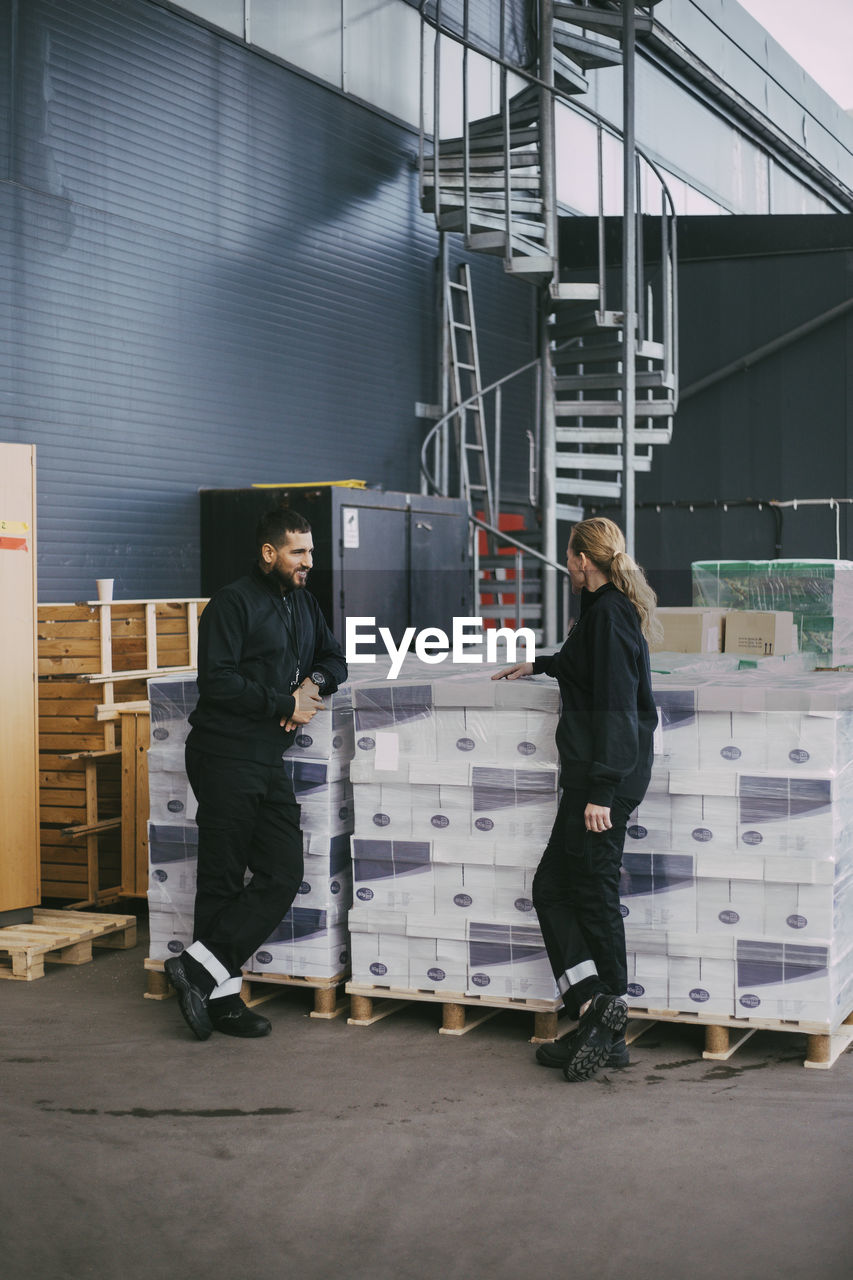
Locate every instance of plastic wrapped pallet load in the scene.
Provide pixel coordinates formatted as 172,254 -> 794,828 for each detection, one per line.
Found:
623,668 -> 853,1027
693,559 -> 853,667
145,673 -> 356,980
347,668 -> 562,1002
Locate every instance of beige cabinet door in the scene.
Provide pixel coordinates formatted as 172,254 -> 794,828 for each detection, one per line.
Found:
0,443 -> 39,915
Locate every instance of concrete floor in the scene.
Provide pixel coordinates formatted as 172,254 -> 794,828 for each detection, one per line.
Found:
2,908 -> 852,1280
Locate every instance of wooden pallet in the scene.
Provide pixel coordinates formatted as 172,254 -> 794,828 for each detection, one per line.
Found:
0,908 -> 137,980
623,1005 -> 853,1071
345,981 -> 562,1039
144,957 -> 349,1019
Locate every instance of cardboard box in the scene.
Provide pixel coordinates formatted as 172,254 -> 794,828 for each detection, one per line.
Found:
723,611 -> 795,657
651,608 -> 726,654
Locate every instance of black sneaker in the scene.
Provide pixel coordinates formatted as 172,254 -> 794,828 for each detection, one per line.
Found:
536,1033 -> 630,1070
562,994 -> 628,1083
164,954 -> 213,1041
208,996 -> 272,1038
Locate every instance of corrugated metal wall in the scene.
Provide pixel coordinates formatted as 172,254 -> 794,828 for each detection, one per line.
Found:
0,0 -> 536,599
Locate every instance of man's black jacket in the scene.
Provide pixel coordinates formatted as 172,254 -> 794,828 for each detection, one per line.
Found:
187,563 -> 347,764
533,582 -> 657,807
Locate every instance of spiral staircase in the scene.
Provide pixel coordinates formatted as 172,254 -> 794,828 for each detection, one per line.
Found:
418,0 -> 677,641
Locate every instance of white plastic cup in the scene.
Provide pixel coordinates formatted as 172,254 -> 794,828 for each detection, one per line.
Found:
96,578 -> 114,602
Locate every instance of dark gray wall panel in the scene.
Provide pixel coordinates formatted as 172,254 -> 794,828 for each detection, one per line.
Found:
630,225 -> 853,603
0,0 -> 536,599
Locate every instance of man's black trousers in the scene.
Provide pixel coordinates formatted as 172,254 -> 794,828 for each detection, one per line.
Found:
185,746 -> 304,978
532,788 -> 638,1019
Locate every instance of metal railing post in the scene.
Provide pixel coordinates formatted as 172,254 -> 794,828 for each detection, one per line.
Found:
621,0 -> 638,559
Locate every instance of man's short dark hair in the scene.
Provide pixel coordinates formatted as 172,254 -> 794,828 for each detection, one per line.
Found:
255,508 -> 312,553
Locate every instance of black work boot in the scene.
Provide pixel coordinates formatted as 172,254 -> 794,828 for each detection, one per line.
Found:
562,994 -> 628,1082
208,995 -> 272,1038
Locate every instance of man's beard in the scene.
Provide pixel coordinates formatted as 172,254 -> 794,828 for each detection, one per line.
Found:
270,563 -> 307,593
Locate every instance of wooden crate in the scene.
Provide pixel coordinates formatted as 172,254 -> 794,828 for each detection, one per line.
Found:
37,598 -> 206,906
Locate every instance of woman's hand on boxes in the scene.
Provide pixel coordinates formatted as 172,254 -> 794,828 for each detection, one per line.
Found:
492,662 -> 534,681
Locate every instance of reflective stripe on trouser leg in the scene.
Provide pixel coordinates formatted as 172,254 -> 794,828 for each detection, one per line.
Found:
186,940 -> 231,987
208,974 -> 244,1001
558,959 -> 599,996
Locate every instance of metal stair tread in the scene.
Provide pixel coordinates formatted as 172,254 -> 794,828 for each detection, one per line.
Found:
556,452 -> 653,473
554,370 -> 673,390
553,4 -> 654,36
553,26 -> 623,69
553,398 -> 674,417
556,425 -> 673,444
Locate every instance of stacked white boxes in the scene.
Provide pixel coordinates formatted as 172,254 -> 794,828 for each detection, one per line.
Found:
147,676 -> 200,960
348,669 -> 562,1002
146,674 -> 355,979
624,667 -> 853,1026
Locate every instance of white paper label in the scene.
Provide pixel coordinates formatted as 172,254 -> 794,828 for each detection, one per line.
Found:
374,731 -> 400,772
343,507 -> 360,549
653,707 -> 664,755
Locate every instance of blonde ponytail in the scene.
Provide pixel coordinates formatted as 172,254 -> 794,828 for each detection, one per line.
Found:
570,518 -> 663,646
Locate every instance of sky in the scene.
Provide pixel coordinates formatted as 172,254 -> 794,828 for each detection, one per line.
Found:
738,0 -> 853,110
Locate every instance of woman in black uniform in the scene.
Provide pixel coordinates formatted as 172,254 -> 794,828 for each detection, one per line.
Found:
494,517 -> 661,1081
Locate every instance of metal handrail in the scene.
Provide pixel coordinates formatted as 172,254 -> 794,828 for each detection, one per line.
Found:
420,356 -> 542,497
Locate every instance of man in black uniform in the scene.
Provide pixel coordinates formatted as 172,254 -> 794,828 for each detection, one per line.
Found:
165,509 -> 347,1040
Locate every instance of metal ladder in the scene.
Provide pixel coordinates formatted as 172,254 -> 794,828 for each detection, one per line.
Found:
446,263 -> 496,532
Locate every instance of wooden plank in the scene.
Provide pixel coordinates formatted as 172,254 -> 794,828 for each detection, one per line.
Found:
38,639 -> 102,657
121,711 -> 150,896
37,622 -> 101,639
39,659 -> 102,676
38,605 -> 98,622
60,817 -> 122,838
82,664 -> 196,684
